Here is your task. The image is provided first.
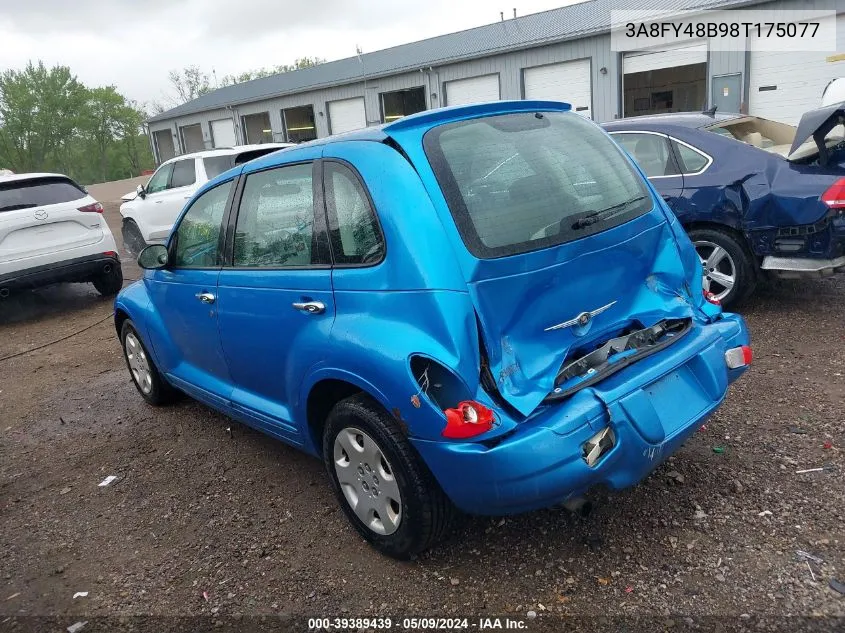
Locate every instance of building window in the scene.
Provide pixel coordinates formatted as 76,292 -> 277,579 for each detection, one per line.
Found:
380,87 -> 426,123
281,105 -> 317,143
241,112 -> 273,144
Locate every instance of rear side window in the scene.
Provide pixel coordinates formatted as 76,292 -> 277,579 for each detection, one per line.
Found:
203,156 -> 235,179
170,159 -> 196,188
612,133 -> 680,178
324,162 -> 384,265
0,177 -> 86,212
233,163 -> 316,267
424,111 -> 652,258
671,140 -> 710,174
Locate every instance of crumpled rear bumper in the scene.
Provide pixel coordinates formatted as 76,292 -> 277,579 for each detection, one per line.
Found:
412,313 -> 749,515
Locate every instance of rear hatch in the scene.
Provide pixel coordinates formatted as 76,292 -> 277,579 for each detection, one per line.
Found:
386,106 -> 702,416
0,175 -> 103,264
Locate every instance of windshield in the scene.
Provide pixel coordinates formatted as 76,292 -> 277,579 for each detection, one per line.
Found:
0,177 -> 86,212
424,111 -> 652,258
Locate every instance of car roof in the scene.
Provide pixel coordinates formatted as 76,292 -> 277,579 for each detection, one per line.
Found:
604,112 -> 743,130
161,143 -> 296,164
0,172 -> 76,184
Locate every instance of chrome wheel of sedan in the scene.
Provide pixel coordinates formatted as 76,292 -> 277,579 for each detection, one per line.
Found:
124,332 -> 152,394
333,427 -> 402,535
695,240 -> 736,302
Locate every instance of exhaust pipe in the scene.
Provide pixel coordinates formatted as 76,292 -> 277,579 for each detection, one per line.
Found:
103,264 -> 112,274
0,288 -> 9,299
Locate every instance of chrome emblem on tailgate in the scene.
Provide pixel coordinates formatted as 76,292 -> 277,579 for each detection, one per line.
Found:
544,301 -> 617,331
34,210 -> 48,220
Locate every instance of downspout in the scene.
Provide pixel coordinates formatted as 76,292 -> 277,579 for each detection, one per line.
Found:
227,105 -> 242,144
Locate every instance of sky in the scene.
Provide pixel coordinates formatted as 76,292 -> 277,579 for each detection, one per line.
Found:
0,0 -> 585,107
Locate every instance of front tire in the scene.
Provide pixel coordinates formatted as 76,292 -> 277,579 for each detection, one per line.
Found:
120,320 -> 176,405
323,394 -> 456,559
688,227 -> 756,309
92,263 -> 123,296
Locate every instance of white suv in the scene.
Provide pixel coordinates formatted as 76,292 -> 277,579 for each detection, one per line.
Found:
0,173 -> 122,297
119,143 -> 292,251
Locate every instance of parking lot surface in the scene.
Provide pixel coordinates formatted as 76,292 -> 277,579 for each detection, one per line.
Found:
1,193 -> 843,626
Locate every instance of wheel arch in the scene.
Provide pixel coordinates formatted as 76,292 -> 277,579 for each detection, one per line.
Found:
682,220 -> 758,264
300,370 -> 396,457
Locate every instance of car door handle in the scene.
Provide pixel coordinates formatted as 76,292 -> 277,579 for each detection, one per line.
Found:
292,301 -> 325,314
195,292 -> 216,304
155,200 -> 163,204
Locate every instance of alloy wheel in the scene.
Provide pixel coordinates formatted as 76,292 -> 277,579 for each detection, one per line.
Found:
333,427 -> 402,535
694,240 -> 736,302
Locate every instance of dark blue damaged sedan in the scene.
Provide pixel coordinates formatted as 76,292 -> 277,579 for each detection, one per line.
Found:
604,103 -> 845,308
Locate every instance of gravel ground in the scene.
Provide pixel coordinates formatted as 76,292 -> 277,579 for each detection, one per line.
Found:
0,194 -> 843,632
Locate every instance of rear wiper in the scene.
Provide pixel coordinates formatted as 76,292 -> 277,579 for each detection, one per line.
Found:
0,203 -> 37,212
571,196 -> 647,230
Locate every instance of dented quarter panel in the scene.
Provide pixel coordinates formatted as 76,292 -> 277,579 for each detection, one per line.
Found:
604,119 -> 845,263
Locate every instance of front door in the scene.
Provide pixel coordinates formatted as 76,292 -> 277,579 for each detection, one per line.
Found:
145,178 -> 235,407
712,73 -> 742,114
216,154 -> 333,444
145,158 -> 198,242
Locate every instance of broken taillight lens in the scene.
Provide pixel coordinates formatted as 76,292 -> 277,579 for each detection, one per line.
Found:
442,401 -> 494,439
78,202 -> 104,213
821,178 -> 845,210
724,345 -> 753,369
703,289 -> 721,305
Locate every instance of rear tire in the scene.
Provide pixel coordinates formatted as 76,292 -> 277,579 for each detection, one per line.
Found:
92,263 -> 123,296
120,320 -> 176,405
323,394 -> 456,559
688,227 -> 756,309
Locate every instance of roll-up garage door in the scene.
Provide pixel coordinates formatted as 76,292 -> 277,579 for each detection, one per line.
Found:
328,97 -> 366,135
523,59 -> 592,118
444,74 -> 500,106
179,124 -> 204,153
750,14 -> 845,125
623,43 -> 707,74
210,118 -> 237,147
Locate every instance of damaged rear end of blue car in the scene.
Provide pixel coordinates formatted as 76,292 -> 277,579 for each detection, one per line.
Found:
381,102 -> 751,517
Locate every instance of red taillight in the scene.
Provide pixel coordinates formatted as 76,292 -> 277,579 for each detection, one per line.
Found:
703,289 -> 721,305
103,251 -> 117,258
78,202 -> 104,213
821,178 -> 845,210
442,401 -> 494,439
725,345 -> 753,369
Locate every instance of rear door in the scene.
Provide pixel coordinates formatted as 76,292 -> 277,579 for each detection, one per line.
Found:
0,176 -> 102,266
216,149 -> 333,444
609,131 -> 685,211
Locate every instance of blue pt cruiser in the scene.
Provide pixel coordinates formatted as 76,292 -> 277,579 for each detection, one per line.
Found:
116,101 -> 751,558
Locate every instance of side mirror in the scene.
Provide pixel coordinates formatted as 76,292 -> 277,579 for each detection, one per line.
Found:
136,184 -> 147,199
138,244 -> 168,270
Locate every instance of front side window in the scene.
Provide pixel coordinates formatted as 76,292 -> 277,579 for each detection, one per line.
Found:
146,163 -> 173,194
171,180 -> 233,268
233,163 -> 315,267
612,133 -> 680,178
425,111 -> 652,258
170,159 -> 197,188
324,162 -> 384,265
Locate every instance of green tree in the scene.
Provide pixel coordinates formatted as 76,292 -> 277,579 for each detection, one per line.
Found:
219,56 -> 326,87
83,86 -> 128,182
0,61 -> 87,173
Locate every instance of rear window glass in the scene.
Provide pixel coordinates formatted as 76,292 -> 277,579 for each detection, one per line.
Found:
424,111 -> 652,258
0,177 -> 86,212
203,156 -> 235,179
